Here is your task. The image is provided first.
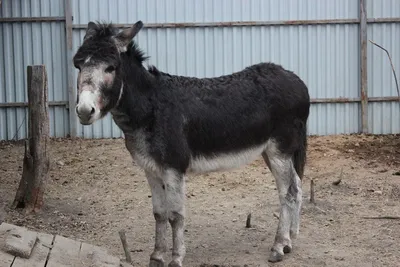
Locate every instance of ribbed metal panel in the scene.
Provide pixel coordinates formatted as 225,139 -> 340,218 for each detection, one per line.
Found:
367,0 -> 400,19
71,0 -> 359,24
0,0 -> 65,17
0,0 -> 68,140
71,0 -> 361,137
1,0 -> 399,139
367,22 -> 400,134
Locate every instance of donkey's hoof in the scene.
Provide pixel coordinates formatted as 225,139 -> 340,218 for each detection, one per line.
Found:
268,249 -> 284,263
283,245 -> 292,254
149,259 -> 165,267
168,259 -> 182,267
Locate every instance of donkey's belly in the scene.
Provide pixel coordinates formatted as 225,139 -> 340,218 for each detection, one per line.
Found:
188,142 -> 268,174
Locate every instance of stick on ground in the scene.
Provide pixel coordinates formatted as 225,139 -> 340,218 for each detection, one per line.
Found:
332,168 -> 343,185
369,40 -> 399,101
119,229 -> 132,263
246,213 -> 252,228
310,179 -> 315,204
362,216 -> 400,220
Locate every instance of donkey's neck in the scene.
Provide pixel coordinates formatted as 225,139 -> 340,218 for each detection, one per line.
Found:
111,59 -> 155,136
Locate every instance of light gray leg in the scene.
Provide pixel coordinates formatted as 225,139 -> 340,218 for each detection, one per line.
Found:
146,171 -> 168,267
263,140 -> 302,263
290,175 -> 302,240
164,170 -> 186,267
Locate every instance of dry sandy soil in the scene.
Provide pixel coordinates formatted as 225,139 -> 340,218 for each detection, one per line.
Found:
0,134 -> 399,267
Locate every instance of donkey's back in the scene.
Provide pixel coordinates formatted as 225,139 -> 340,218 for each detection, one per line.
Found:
149,62 -> 310,174
153,62 -> 309,109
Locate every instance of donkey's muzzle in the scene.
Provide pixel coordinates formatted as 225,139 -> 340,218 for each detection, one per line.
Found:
76,103 -> 96,125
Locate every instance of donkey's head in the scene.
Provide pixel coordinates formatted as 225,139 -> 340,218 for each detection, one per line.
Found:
73,21 -> 143,125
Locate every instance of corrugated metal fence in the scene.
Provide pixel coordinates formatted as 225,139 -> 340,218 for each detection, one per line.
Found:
1,0 -> 399,140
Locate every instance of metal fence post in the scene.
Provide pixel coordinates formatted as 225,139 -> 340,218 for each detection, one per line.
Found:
360,0 -> 368,133
65,0 -> 77,137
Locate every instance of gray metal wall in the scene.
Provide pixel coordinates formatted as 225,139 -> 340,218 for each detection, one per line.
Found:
367,0 -> 400,134
0,0 -> 69,140
1,0 -> 399,140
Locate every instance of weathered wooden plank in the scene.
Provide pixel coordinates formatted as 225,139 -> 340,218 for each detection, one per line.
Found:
79,242 -> 120,267
0,250 -> 14,267
11,232 -> 53,267
0,223 -> 37,259
46,235 -> 81,267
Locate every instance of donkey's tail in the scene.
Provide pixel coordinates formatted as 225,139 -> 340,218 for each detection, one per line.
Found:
293,120 -> 307,179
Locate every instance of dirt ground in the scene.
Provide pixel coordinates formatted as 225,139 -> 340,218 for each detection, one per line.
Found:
0,134 -> 399,267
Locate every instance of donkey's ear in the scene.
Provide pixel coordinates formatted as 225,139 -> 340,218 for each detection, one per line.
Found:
114,21 -> 144,52
84,21 -> 97,41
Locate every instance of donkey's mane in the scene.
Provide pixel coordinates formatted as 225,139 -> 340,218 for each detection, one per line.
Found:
126,41 -> 149,65
82,21 -> 149,65
90,21 -> 118,38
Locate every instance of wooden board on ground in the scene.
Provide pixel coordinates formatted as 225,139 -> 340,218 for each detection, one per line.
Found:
0,223 -> 122,267
79,242 -> 120,267
0,223 -> 38,259
46,235 -> 81,267
0,250 -> 14,267
11,232 -> 53,267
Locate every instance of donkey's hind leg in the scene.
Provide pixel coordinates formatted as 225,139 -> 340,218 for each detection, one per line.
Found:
263,139 -> 302,262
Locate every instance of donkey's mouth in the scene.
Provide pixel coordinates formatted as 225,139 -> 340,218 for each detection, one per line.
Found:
78,119 -> 93,126
79,120 -> 93,126
77,114 -> 96,125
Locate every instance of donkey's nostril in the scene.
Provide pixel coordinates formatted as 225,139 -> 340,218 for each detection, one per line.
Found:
90,107 -> 95,115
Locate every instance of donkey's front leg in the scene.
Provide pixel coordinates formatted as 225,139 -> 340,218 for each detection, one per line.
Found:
164,170 -> 186,267
146,171 -> 168,267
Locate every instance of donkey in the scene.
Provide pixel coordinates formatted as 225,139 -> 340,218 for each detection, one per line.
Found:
73,21 -> 310,266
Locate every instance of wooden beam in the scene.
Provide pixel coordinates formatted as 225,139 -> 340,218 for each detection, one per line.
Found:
0,16 -> 65,23
360,0 -> 368,133
71,17 -> 400,29
0,101 -> 68,108
1,97 -> 397,108
65,0 -> 77,137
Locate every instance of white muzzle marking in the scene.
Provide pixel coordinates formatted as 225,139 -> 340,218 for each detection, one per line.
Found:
76,90 -> 101,125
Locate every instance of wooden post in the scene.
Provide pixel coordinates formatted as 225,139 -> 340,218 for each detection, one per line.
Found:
12,65 -> 50,213
65,0 -> 77,137
360,0 -> 368,133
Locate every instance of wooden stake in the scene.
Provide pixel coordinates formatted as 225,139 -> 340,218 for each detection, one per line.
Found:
310,179 -> 315,204
12,65 -> 50,213
332,168 -> 343,186
246,213 -> 252,228
119,229 -> 132,263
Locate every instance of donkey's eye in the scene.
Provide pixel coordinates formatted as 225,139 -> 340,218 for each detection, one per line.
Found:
105,66 -> 116,73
